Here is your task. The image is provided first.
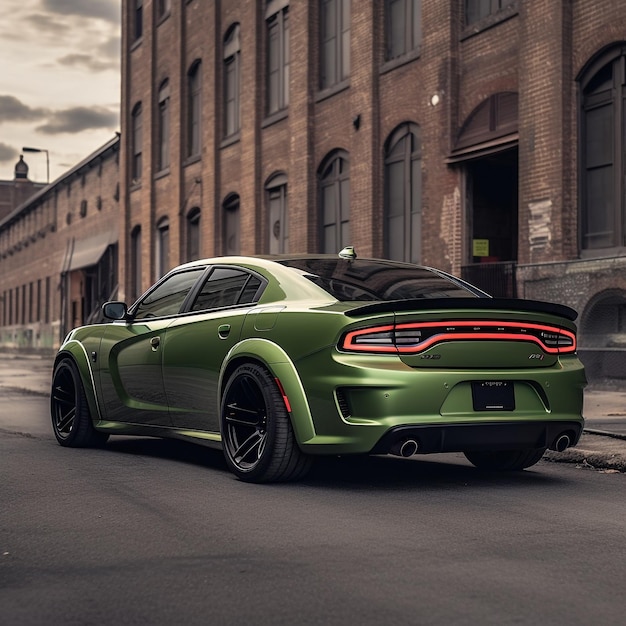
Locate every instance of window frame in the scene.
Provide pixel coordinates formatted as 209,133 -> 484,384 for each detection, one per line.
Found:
187,61 -> 202,159
579,46 -> 626,252
223,194 -> 241,255
384,0 -> 422,62
266,3 -> 290,116
155,217 -> 170,280
186,207 -> 201,263
384,123 -> 422,263
266,173 -> 288,254
223,24 -> 241,139
320,0 -> 351,91
131,103 -> 142,183
464,0 -> 515,26
319,151 -> 350,253
157,80 -> 171,172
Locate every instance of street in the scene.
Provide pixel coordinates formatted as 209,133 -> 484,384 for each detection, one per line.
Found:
1,371 -> 626,625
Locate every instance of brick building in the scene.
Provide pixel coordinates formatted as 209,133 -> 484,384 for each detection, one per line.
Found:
0,136 -> 120,350
119,0 -> 626,380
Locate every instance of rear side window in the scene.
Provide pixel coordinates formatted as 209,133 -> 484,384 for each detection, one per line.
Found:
133,269 -> 205,319
190,268 -> 263,311
279,258 -> 477,301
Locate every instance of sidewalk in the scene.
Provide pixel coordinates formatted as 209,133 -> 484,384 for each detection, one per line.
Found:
1,351 -> 625,472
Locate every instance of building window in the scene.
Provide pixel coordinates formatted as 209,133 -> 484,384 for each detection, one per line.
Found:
157,0 -> 171,19
580,46 -> 626,250
320,0 -> 350,90
156,218 -> 170,279
384,123 -> 422,263
186,208 -> 201,262
131,102 -> 142,183
133,0 -> 143,41
223,194 -> 240,255
266,173 -> 288,253
266,2 -> 290,115
130,226 -> 142,302
224,24 -> 241,138
319,151 -> 350,253
187,61 -> 202,158
385,0 -> 421,61
465,0 -> 514,25
157,80 -> 170,172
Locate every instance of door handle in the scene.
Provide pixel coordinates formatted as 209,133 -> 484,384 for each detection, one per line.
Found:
150,336 -> 161,351
218,324 -> 231,339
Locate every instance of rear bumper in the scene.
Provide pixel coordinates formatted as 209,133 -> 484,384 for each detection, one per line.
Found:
370,420 -> 583,455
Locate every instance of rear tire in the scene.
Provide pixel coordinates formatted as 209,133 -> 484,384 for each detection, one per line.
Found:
221,363 -> 312,483
464,448 -> 546,471
51,358 -> 109,448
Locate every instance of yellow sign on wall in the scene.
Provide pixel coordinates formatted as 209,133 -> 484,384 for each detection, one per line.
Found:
472,239 -> 489,257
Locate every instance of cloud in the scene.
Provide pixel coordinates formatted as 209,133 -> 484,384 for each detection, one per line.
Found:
36,105 -> 119,134
57,53 -> 119,72
0,143 -> 19,164
0,95 -> 49,122
42,0 -> 120,24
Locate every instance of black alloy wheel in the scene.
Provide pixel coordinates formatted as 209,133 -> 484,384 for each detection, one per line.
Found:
50,358 -> 109,447
221,363 -> 312,483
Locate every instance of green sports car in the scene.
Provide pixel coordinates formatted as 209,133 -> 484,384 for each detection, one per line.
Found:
51,250 -> 586,482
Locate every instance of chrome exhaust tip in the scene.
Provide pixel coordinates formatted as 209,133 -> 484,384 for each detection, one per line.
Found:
553,433 -> 571,452
390,438 -> 419,457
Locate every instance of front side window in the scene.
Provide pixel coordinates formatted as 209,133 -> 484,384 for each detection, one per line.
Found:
158,80 -> 170,171
223,194 -> 240,255
384,123 -> 422,263
191,268 -> 263,311
266,173 -> 288,253
465,0 -> 514,25
187,61 -> 202,158
580,47 -> 626,250
156,217 -> 170,279
133,269 -> 205,319
131,103 -> 142,183
319,151 -> 350,253
224,24 -> 241,138
385,0 -> 421,61
267,2 -> 290,115
320,0 -> 350,89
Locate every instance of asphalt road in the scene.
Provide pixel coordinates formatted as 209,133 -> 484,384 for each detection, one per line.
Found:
1,389 -> 626,625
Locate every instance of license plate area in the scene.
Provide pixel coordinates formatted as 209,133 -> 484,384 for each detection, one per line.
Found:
472,381 -> 515,411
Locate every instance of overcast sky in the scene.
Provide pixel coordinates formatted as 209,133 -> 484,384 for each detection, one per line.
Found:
0,0 -> 120,183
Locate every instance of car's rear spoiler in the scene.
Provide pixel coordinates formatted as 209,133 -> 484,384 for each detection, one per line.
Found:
344,298 -> 578,321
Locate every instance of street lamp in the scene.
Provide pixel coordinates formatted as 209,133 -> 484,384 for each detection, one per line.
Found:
22,146 -> 50,184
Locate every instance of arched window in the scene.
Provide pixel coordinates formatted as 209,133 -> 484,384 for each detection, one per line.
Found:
579,45 -> 626,250
156,217 -> 170,279
187,61 -> 202,158
384,123 -> 421,263
157,79 -> 170,171
385,0 -> 421,61
266,173 -> 288,253
224,24 -> 241,138
130,225 -> 142,302
319,151 -> 350,253
223,194 -> 240,255
186,207 -> 201,262
131,102 -> 142,183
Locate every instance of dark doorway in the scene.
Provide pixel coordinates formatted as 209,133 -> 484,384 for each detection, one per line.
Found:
467,149 -> 518,263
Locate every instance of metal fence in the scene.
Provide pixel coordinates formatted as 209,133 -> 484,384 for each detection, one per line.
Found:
461,262 -> 517,298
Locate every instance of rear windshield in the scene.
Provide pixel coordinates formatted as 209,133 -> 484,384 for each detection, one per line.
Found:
278,258 -> 479,302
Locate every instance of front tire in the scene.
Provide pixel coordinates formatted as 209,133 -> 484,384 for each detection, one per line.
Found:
464,448 -> 546,471
221,363 -> 312,483
51,358 -> 109,447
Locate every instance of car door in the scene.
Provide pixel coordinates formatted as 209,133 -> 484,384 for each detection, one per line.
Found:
96,267 -> 206,425
162,267 -> 264,432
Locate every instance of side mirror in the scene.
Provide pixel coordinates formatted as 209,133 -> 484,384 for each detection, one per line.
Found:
102,301 -> 129,321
